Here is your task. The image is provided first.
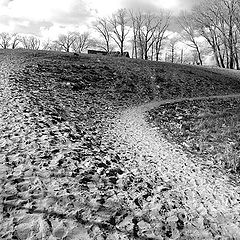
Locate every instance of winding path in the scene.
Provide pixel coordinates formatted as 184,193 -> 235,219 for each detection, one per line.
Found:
106,94 -> 240,239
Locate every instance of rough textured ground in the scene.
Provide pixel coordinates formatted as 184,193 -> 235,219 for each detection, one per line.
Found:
106,99 -> 240,239
148,96 -> 240,174
1,50 -> 240,239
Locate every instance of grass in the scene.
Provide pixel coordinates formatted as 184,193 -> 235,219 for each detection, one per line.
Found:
148,97 -> 240,173
6,49 -> 240,103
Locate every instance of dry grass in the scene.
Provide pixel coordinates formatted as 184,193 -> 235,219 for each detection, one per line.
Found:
5,49 -> 240,102
202,65 -> 240,79
148,97 -> 240,173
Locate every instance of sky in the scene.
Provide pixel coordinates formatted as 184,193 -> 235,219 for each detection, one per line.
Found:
0,0 -> 201,40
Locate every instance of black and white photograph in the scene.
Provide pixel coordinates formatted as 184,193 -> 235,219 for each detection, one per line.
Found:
1,0 -> 240,239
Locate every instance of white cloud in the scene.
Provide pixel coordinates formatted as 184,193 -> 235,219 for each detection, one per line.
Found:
86,0 -> 122,17
2,0 -> 78,21
0,0 -> 93,36
152,0 -> 179,9
0,0 -> 204,40
40,23 -> 91,41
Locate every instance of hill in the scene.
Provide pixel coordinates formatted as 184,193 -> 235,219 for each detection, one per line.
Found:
7,49 -> 240,104
1,49 -> 240,239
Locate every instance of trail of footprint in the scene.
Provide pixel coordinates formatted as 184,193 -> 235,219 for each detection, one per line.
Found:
106,98 -> 240,239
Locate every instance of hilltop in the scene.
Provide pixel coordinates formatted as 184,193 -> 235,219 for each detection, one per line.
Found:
5,49 -> 240,104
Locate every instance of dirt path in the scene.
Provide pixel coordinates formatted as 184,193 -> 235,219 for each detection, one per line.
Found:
105,94 -> 240,239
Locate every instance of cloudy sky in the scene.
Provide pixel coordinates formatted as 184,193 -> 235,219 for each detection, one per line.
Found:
0,0 -> 200,40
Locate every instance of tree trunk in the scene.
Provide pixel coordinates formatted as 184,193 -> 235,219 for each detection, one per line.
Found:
195,45 -> 202,65
171,47 -> 174,63
151,43 -> 154,61
217,44 -> 225,68
133,35 -> 137,58
131,42 -> 134,58
120,41 -> 124,55
180,49 -> 183,64
155,41 -> 159,61
106,41 -> 109,53
135,44 -> 138,59
234,46 -> 239,70
229,15 -> 234,69
144,44 -> 148,60
212,46 -> 220,67
235,53 -> 239,70
197,51 -> 203,65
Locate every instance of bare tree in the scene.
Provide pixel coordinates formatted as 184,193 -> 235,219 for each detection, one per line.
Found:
192,0 -> 240,69
233,1 -> 240,69
134,12 -> 145,59
218,0 -> 238,69
93,18 -> 112,52
138,12 -> 161,60
42,39 -> 53,50
55,32 -> 76,52
129,10 -> 170,60
21,35 -> 41,50
154,11 -> 171,61
72,32 -> 91,53
169,37 -> 178,63
11,33 -> 21,49
42,39 -> 65,51
193,1 -> 225,67
109,9 -> 130,55
0,32 -> 11,49
178,11 -> 203,65
234,1 -> 240,31
29,36 -> 41,50
129,9 -> 139,58
49,42 -> 63,52
90,39 -> 115,52
130,11 -> 158,59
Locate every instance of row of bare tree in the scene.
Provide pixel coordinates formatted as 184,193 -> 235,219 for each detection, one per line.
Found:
0,0 -> 240,68
178,0 -> 240,69
0,33 -> 22,49
0,9 -> 171,61
0,32 -> 92,53
42,32 -> 91,53
93,9 -> 170,60
0,33 -> 45,50
93,0 -> 240,68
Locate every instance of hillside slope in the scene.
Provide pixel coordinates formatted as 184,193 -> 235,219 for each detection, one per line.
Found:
6,49 -> 240,104
1,49 -> 240,239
